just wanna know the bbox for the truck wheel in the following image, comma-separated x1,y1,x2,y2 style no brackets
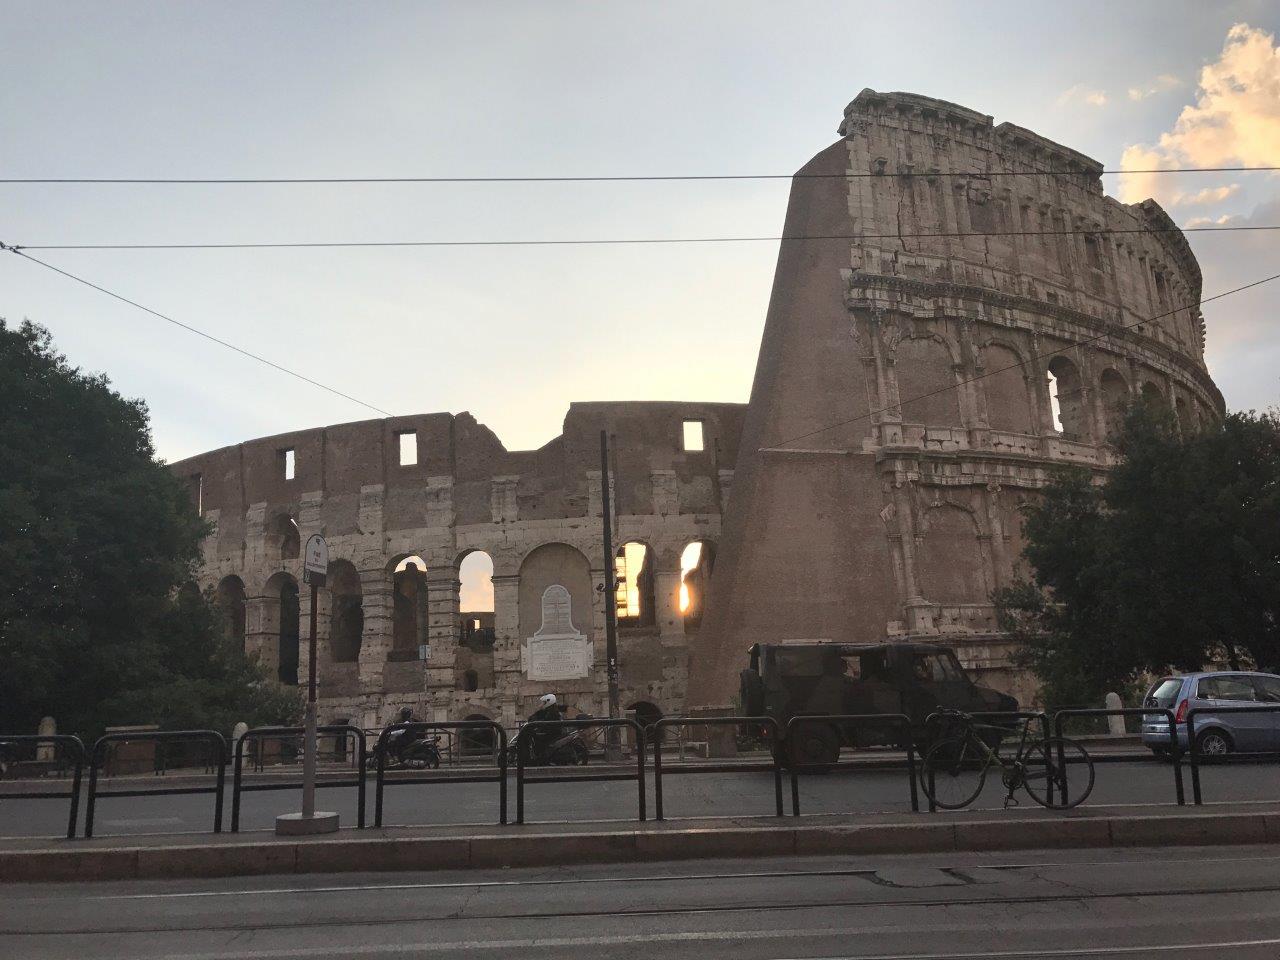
787,724,840,772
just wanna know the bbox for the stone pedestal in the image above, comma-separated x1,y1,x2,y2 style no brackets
275,812,339,835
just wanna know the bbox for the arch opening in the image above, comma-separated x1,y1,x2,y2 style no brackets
328,559,363,663
215,575,247,648
392,556,427,661
615,541,656,629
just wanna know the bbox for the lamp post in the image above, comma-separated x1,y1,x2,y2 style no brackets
600,430,622,761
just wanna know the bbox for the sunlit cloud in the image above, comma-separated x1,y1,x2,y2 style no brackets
1058,84,1107,107
1120,24,1280,206
1127,73,1182,101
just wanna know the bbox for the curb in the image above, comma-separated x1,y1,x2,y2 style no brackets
3,810,1277,883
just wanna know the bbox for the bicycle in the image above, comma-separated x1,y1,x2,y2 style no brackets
919,709,1095,810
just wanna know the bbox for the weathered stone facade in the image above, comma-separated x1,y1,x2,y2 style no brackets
171,402,743,729
688,90,1224,709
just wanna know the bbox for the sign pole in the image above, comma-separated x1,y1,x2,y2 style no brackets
302,578,319,819
276,534,339,835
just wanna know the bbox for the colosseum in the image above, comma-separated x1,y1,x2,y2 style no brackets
172,89,1223,727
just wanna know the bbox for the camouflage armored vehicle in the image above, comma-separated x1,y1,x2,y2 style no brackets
739,640,1019,767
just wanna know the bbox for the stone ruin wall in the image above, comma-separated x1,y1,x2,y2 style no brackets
170,401,745,731
689,90,1225,710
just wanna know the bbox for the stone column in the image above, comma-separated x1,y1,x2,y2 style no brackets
983,484,1010,589
358,566,393,692
245,591,281,676
424,568,461,701
491,573,522,687
654,566,687,707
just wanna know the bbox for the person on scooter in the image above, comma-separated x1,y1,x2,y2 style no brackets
527,693,565,761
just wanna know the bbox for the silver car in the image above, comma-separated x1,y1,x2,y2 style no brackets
1141,671,1280,758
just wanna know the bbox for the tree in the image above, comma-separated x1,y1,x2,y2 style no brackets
0,320,300,736
996,401,1280,707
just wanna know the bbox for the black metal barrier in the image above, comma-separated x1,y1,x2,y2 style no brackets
0,734,86,839
515,718,645,824
1055,707,1184,806
85,730,227,838
786,714,919,816
232,725,366,832
650,716,784,820
373,720,507,828
1186,704,1280,805
922,711,1048,812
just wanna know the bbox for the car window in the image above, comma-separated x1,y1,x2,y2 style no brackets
1197,676,1258,701
910,653,964,683
1147,678,1183,708
1253,676,1280,704
773,649,826,678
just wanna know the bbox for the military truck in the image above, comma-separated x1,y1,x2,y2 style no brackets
739,640,1019,767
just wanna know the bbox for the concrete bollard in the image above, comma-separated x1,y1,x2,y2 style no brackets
1104,692,1126,735
231,721,249,755
36,717,56,762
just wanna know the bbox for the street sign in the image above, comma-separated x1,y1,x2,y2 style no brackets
302,534,328,586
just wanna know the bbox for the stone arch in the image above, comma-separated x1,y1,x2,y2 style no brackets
1140,379,1165,405
458,548,495,619
265,571,300,685
391,555,428,660
914,502,989,605
1046,355,1089,440
678,539,717,629
894,333,964,427
1099,367,1129,440
518,542,593,644
265,511,300,561
615,540,657,629
327,559,363,663
215,575,247,648
979,340,1035,434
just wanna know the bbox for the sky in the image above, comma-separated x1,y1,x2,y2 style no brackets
3,1,1279,466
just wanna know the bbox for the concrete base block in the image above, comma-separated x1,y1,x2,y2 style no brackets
295,837,470,873
137,843,297,879
958,816,1111,851
796,823,955,855
636,827,794,861
275,812,340,836
470,831,636,868
1110,812,1266,847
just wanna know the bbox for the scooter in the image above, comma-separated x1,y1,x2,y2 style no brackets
506,728,590,766
367,726,442,770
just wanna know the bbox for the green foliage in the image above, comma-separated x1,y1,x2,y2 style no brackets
996,400,1280,708
0,320,300,737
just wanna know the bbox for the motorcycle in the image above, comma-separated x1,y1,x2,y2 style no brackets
506,726,591,766
367,725,442,770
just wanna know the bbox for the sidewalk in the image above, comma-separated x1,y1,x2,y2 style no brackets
2,799,1276,883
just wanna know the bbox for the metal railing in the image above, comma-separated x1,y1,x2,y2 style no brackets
1054,707,1183,805
0,735,87,839
515,718,645,824
231,725,366,832
85,730,227,838
373,720,507,827
1186,704,1280,805
650,716,784,820
785,714,919,815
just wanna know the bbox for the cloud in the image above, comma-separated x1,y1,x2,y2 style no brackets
1120,24,1280,205
1183,214,1234,228
1058,84,1108,107
1127,73,1182,101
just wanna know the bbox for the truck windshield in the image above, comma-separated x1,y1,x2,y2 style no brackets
772,648,827,677
910,652,967,682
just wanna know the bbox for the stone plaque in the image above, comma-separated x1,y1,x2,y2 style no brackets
523,584,590,681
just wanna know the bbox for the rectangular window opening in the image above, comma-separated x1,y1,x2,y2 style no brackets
398,430,418,466
187,474,203,515
682,419,705,452
283,448,295,481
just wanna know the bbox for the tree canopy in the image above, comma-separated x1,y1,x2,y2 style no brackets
0,320,299,737
996,401,1280,707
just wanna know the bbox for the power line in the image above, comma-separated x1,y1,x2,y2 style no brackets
766,271,1280,451
11,223,1280,252
1,165,1277,185
1,243,395,418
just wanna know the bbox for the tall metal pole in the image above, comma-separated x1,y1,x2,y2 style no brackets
600,430,622,760
302,580,319,818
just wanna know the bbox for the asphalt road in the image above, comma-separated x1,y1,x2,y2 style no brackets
4,844,1280,958
2,755,1277,839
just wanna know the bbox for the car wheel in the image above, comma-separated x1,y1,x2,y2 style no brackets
1195,729,1233,759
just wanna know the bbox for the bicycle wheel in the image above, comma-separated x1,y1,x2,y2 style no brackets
921,736,988,809
1022,737,1095,809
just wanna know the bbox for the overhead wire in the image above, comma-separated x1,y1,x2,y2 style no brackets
1,243,395,418
764,272,1280,452
11,223,1280,251
1,164,1278,184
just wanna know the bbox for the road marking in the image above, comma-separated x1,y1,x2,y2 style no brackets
89,852,1280,900
85,931,1280,959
